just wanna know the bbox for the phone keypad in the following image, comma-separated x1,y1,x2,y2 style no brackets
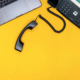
76,17,80,25
59,2,72,15
57,0,80,28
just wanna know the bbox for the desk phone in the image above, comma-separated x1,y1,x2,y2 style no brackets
48,0,80,28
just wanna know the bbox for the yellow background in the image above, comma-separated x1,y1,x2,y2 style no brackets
0,0,80,80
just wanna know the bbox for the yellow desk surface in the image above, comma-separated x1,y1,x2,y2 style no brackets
0,0,80,80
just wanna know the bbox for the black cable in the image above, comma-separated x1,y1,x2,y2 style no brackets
38,7,66,33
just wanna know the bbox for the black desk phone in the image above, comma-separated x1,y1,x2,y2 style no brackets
48,0,80,28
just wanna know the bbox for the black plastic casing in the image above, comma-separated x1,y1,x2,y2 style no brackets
48,0,62,8
48,0,80,28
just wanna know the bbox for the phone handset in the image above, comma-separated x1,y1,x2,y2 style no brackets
15,21,37,52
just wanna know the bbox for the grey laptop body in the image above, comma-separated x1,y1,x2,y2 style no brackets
0,0,41,25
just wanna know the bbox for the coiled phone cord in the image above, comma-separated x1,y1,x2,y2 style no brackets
37,7,66,33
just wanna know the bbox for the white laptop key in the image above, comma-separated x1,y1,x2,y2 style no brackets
0,8,8,25
3,0,29,20
24,0,41,11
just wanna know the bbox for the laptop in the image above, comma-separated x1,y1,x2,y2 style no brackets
0,0,41,25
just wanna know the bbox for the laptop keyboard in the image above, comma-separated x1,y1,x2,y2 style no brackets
0,0,17,8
